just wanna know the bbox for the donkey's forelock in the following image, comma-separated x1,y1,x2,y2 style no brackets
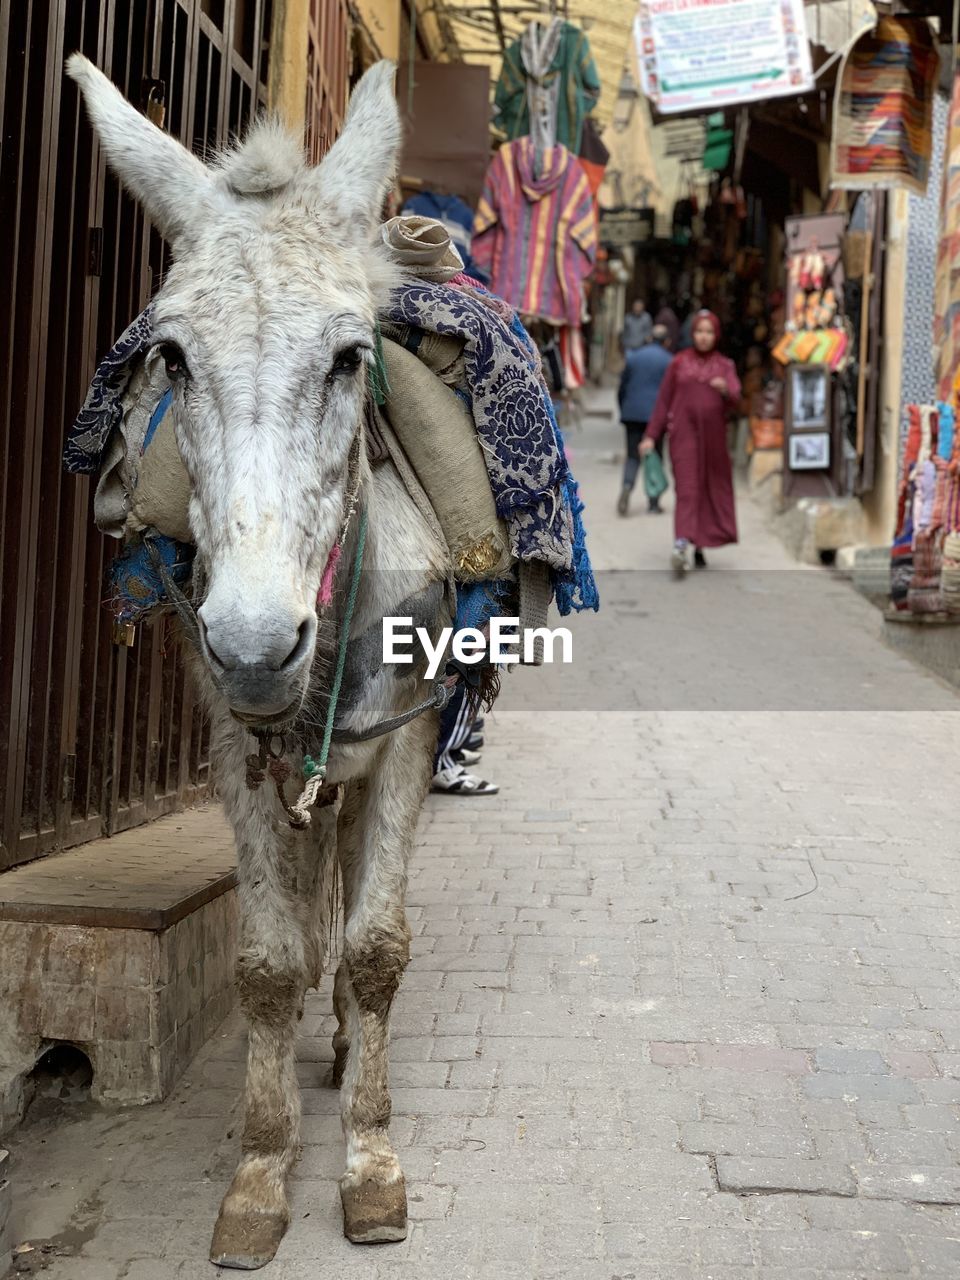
213,119,306,196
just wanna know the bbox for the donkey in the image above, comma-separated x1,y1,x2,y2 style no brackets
68,55,456,1267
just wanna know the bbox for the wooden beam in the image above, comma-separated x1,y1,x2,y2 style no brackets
490,0,508,50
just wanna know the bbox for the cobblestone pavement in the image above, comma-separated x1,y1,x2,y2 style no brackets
6,394,960,1279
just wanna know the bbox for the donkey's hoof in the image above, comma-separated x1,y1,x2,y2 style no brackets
210,1209,289,1270
341,1176,408,1244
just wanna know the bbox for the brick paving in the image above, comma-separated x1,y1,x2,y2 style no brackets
5,395,960,1278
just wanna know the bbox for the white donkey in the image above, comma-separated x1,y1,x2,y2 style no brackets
68,55,456,1267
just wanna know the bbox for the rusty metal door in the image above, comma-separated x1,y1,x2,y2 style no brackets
0,0,274,868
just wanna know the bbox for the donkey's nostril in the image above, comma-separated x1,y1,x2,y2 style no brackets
199,616,228,670
280,616,316,672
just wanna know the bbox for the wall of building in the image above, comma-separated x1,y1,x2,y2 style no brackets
356,0,400,59
863,91,948,546
269,0,310,131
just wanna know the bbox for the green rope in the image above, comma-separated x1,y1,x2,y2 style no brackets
368,325,390,406
303,508,368,783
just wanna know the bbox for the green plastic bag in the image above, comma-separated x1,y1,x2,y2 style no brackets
643,449,668,501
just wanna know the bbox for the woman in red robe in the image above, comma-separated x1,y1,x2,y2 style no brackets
641,310,740,575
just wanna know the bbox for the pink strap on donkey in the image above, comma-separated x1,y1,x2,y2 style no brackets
317,542,342,607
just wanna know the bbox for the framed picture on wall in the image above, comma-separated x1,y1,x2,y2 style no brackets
790,365,829,429
789,431,831,470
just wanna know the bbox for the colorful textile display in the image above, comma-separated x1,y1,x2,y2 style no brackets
473,138,597,327
934,72,960,401
891,404,956,613
940,532,960,613
494,19,600,154
830,16,940,197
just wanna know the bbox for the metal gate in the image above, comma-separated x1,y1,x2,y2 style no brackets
306,0,348,163
0,0,280,869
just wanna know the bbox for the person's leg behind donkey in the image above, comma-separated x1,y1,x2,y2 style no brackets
618,421,647,516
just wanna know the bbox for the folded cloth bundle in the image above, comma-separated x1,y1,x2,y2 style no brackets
381,215,464,283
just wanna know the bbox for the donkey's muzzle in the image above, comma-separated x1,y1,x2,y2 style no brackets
198,605,317,718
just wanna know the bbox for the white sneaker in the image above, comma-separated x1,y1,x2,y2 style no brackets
431,765,499,796
671,541,692,576
453,747,482,767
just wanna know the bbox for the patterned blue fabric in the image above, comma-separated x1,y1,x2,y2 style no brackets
506,309,598,615
384,280,598,613
109,534,194,624
63,305,155,473
455,578,516,632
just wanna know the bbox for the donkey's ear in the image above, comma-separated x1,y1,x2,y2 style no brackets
67,54,217,252
304,61,401,237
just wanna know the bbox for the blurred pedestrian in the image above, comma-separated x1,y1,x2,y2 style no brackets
641,310,740,574
617,323,672,516
654,305,680,351
620,297,652,352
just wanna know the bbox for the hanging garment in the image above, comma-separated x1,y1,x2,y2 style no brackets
934,72,960,402
472,137,597,327
521,16,565,153
559,326,586,390
402,191,486,282
830,16,939,196
577,117,610,197
494,20,600,154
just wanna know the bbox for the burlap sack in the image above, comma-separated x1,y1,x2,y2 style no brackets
382,339,512,581
130,409,192,542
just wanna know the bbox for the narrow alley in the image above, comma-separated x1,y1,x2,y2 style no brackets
5,397,960,1279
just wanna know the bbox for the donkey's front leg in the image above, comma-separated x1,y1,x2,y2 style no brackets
336,714,434,1243
210,744,336,1270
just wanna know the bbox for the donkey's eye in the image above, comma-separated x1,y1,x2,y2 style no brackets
159,342,188,379
330,345,364,379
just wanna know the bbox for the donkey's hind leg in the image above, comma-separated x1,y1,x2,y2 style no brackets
335,715,435,1243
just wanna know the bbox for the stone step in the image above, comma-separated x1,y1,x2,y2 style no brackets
0,807,237,1134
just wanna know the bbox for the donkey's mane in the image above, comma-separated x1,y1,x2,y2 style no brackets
213,117,305,197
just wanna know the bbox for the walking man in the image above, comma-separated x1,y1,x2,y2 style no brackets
617,323,672,516
620,297,653,352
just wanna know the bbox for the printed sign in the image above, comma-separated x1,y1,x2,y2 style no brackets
635,0,814,115
599,208,656,247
